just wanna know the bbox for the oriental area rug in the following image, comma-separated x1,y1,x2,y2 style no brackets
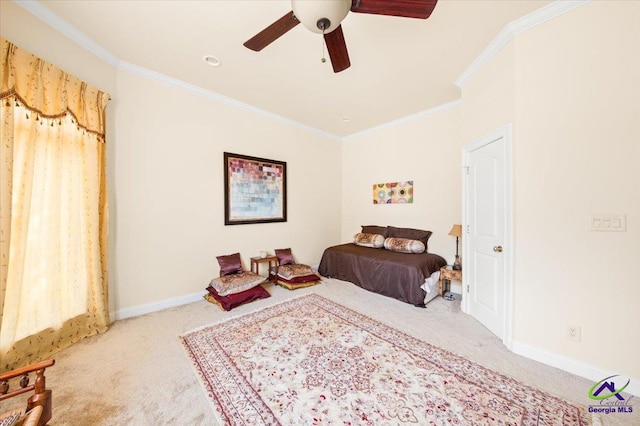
178,294,594,425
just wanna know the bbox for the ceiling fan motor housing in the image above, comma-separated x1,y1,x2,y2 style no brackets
292,0,351,34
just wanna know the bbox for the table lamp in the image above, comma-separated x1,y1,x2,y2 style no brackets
448,224,462,270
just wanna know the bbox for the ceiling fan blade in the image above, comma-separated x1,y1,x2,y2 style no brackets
324,25,350,73
243,11,300,51
351,0,438,19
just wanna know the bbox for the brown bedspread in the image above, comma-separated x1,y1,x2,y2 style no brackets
318,243,447,306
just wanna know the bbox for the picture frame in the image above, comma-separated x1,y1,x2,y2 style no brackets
224,152,287,225
373,181,414,204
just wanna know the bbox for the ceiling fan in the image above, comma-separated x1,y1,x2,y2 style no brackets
243,0,438,73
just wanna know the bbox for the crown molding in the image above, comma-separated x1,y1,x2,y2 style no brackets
13,0,120,67
15,0,587,142
455,0,591,89
13,0,341,142
342,100,461,141
118,61,341,141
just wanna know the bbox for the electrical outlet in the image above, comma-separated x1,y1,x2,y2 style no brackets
567,326,581,342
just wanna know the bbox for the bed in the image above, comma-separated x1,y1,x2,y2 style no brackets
318,226,447,307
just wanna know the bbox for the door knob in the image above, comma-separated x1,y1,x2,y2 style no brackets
493,245,503,253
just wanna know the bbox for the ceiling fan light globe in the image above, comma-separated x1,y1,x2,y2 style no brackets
292,0,351,34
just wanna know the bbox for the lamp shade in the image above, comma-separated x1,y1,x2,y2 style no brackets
292,0,351,34
448,224,462,238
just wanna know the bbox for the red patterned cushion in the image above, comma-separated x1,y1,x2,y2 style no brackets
278,274,321,284
216,253,244,276
209,271,266,296
277,264,318,281
204,285,270,311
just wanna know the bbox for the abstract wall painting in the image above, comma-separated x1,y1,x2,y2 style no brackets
224,152,287,225
373,181,413,204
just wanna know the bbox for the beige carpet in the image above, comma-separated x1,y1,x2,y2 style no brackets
4,278,636,425
180,294,592,424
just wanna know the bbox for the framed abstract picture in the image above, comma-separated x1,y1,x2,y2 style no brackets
224,152,287,225
373,181,414,204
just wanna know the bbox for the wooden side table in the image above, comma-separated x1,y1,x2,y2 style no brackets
439,266,462,297
250,256,279,283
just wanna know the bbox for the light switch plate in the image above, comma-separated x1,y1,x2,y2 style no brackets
589,214,626,232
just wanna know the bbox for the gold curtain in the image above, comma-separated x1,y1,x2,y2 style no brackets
0,38,110,371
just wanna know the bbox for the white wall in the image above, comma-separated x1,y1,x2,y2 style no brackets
461,1,640,381
1,1,343,317
461,41,515,145
112,70,342,311
512,1,640,380
341,106,462,264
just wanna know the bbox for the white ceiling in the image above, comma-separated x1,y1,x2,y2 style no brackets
31,0,552,137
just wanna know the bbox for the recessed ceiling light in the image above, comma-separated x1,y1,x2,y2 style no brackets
341,116,351,122
203,55,221,67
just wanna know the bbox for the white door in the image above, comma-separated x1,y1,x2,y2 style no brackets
463,126,511,342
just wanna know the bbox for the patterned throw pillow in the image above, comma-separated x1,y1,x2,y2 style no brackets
353,232,385,248
209,271,266,296
383,237,426,254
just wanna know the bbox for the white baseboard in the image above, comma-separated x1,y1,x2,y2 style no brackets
511,340,640,397
449,282,463,295
110,291,203,322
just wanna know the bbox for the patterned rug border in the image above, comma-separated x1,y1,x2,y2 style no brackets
179,293,595,425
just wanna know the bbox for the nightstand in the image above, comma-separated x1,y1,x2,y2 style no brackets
250,256,279,283
439,266,462,297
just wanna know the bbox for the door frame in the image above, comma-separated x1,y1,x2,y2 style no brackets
461,123,514,349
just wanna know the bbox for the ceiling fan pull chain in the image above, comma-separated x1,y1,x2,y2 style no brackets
316,17,331,64
321,29,327,63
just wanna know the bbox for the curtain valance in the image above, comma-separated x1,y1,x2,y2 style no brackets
0,37,110,138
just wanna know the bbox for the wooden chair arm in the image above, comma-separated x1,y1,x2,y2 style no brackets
0,359,55,426
0,359,55,381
